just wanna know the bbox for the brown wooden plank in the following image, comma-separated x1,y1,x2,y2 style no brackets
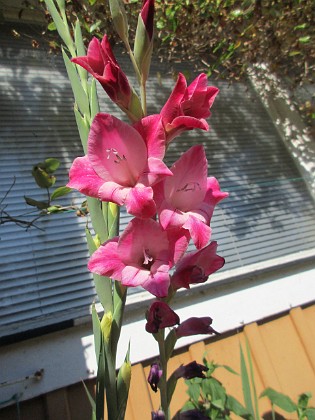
126,363,153,420
259,315,315,406
45,388,71,420
244,323,282,390
290,307,315,373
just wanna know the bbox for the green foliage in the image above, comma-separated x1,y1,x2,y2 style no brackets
181,347,315,420
180,358,251,419
33,0,315,128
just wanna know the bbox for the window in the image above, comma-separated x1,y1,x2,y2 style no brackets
1,23,315,341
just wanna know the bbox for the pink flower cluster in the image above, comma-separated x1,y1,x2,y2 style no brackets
68,35,228,299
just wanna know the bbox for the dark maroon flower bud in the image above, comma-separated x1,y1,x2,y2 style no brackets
141,0,155,41
151,409,165,419
145,301,180,334
179,409,209,419
148,362,162,392
174,361,208,380
171,242,225,291
175,317,219,338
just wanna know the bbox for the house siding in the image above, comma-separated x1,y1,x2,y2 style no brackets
1,303,314,419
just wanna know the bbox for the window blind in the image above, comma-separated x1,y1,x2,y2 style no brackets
1,24,315,339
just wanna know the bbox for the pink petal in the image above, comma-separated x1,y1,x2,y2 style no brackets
67,156,104,198
88,113,147,186
86,37,104,74
119,218,169,265
160,73,187,123
205,177,229,205
87,238,124,279
142,269,170,298
121,265,151,287
139,157,173,186
164,145,208,212
134,115,166,159
170,115,209,132
98,181,129,205
166,228,190,265
171,242,225,290
159,205,188,230
125,186,156,218
183,215,212,249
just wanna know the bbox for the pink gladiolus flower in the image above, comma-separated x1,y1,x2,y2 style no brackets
175,317,218,338
160,73,219,143
146,301,180,333
67,113,172,219
171,242,225,290
154,145,228,248
72,35,141,118
88,218,189,297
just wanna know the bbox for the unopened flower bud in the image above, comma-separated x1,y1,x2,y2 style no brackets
174,361,208,380
148,362,162,392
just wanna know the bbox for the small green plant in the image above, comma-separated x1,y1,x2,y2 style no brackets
179,357,251,419
180,341,315,420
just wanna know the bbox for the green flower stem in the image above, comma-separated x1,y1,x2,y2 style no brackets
111,282,127,357
125,40,142,84
156,330,170,419
140,81,147,117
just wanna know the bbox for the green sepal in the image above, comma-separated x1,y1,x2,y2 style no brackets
86,197,108,243
89,79,100,121
85,227,113,313
108,0,129,45
166,370,178,407
107,202,119,238
62,48,89,116
165,328,177,362
74,106,89,154
74,19,86,57
134,15,153,82
117,343,131,420
74,20,88,85
91,303,102,363
50,186,72,201
129,89,144,122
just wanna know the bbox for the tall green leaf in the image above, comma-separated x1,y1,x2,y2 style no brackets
240,344,255,418
62,49,89,116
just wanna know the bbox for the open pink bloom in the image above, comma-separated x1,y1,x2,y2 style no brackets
88,218,189,297
72,35,140,118
160,73,219,143
145,301,180,333
67,113,172,218
171,242,225,290
175,317,218,338
154,145,228,248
